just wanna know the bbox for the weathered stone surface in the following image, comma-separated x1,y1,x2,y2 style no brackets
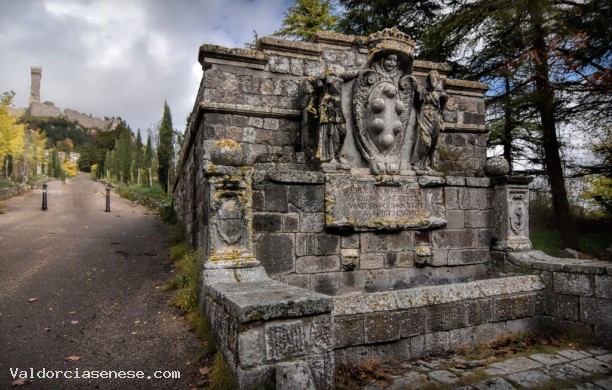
553,272,593,296
364,312,401,343
239,328,263,367
333,291,397,316
505,369,551,388
466,299,493,325
595,275,612,299
207,279,332,322
494,293,536,321
570,357,612,374
556,294,580,321
276,361,316,390
268,170,325,184
334,315,364,348
287,185,324,212
528,353,569,366
400,307,429,337
296,255,340,273
489,356,543,374
581,296,612,325
429,302,467,331
256,233,295,274
265,320,305,361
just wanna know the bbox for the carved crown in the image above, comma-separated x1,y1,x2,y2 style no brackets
368,27,415,57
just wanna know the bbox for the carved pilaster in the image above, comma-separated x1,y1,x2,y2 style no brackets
492,176,533,251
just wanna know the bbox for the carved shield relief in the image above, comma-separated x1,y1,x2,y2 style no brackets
354,70,416,174
216,196,244,245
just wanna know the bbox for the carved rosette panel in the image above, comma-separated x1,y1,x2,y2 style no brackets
353,71,416,175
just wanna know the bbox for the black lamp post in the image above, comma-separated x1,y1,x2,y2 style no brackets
105,186,111,212
41,183,48,211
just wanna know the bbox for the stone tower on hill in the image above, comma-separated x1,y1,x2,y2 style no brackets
23,66,119,131
29,66,42,105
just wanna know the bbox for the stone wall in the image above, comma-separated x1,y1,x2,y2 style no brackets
252,173,494,295
503,250,612,346
333,275,545,366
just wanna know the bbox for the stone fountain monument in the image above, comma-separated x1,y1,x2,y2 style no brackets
174,28,612,389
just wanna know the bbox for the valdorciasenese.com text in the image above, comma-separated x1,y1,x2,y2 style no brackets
10,368,181,380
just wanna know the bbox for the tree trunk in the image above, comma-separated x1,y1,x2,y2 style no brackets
528,0,579,250
502,75,513,169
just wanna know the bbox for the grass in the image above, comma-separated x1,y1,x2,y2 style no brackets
114,183,177,223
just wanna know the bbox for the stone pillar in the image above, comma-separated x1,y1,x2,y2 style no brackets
202,140,265,284
492,175,533,251
29,66,42,105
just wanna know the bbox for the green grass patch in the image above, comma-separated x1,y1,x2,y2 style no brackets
531,227,611,258
165,249,201,312
208,352,238,390
114,183,177,223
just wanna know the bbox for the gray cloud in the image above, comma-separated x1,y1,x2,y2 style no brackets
0,0,289,132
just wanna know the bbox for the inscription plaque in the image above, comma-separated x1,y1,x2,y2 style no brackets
325,174,446,231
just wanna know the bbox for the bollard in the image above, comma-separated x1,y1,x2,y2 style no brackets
41,183,48,211
105,186,111,212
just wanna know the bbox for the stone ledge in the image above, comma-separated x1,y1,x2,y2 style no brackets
443,123,489,133
256,36,322,58
198,44,269,69
205,279,332,322
508,250,610,275
200,102,301,119
312,31,365,48
268,170,325,184
333,275,545,316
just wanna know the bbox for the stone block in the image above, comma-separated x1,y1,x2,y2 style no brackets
465,177,491,187
280,274,310,290
300,213,324,232
595,275,612,299
239,328,263,367
446,210,465,229
444,187,460,210
334,315,365,348
459,188,490,210
424,331,450,356
505,317,540,335
265,320,305,361
296,255,340,273
283,213,299,232
341,234,360,249
466,299,493,325
308,314,334,353
449,327,474,348
494,293,536,321
448,249,489,265
256,233,295,274
360,253,385,269
311,273,343,295
397,251,415,268
361,231,412,252
364,312,401,343
505,370,551,388
253,213,282,232
553,272,593,296
264,183,288,212
581,297,612,326
304,351,335,390
400,307,429,337
237,365,275,390
333,291,397,316
364,270,391,292
556,294,580,321
465,210,493,228
287,185,324,212
276,361,315,390
429,302,468,331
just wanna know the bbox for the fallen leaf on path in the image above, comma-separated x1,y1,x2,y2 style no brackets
28,298,37,303
44,328,51,332
69,311,76,314
70,321,78,325
65,356,80,362
11,378,30,386
199,367,211,376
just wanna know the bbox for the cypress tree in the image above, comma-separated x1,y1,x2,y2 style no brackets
157,102,174,193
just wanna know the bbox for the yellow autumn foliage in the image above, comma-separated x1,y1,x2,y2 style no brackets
62,160,78,178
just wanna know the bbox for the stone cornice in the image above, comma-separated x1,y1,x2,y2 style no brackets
255,36,322,58
200,102,301,119
198,44,269,69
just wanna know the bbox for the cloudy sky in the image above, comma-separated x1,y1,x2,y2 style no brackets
0,0,292,133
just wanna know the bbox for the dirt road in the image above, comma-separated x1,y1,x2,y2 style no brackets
0,174,199,389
